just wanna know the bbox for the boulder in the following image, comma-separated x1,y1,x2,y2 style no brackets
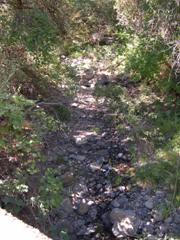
110,209,140,238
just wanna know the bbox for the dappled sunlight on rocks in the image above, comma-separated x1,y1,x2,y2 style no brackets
43,53,180,240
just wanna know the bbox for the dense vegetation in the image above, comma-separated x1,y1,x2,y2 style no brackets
0,0,179,238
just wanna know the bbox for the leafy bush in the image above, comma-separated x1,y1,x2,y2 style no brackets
136,131,180,206
115,0,180,91
115,0,179,41
38,168,63,212
9,9,58,64
124,36,178,92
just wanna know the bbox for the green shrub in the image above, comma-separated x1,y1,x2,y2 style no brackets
125,37,171,84
38,168,63,212
9,9,58,63
115,0,179,93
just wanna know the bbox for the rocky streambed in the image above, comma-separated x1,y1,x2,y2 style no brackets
44,56,180,240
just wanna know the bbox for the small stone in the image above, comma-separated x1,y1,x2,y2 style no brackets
77,202,89,215
87,200,94,206
118,186,126,192
71,103,79,107
90,162,102,171
146,234,156,240
117,153,123,159
85,225,96,235
112,196,128,209
145,199,154,209
75,155,86,161
103,164,111,171
73,183,88,196
153,212,163,222
159,225,167,234
155,190,165,197
144,222,155,234
75,137,88,145
111,199,120,208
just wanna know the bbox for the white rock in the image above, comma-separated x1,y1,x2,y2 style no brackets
117,153,123,158
110,209,140,238
90,162,102,171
